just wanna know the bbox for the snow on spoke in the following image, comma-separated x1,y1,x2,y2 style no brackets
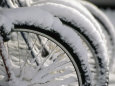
47,60,70,72
30,39,49,64
32,68,75,84
30,76,77,86
52,63,73,73
31,60,71,82
43,67,75,79
56,54,69,62
19,35,38,79
31,45,58,78
51,51,65,62
44,60,71,74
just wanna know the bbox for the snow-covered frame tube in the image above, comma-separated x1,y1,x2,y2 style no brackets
80,1,115,69
34,3,109,86
0,7,93,86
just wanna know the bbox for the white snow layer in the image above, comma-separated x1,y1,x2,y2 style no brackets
0,7,53,33
32,0,106,41
0,7,92,86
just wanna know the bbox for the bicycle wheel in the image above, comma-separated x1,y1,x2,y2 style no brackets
0,8,92,86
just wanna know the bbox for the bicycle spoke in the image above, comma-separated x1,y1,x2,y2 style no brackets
19,33,38,78
30,45,57,79
17,32,22,75
30,76,77,86
31,60,71,83
30,39,49,64
3,29,80,86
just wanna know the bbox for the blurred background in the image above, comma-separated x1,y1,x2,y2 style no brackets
87,0,115,86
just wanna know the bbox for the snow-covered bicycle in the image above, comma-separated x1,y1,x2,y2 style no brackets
0,0,94,86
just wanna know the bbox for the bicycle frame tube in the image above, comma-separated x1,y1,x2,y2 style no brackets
0,35,11,81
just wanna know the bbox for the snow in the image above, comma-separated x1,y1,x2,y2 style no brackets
32,0,106,41
0,7,54,33
0,6,92,86
34,3,108,85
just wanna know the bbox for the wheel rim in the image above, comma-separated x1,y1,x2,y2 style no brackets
0,29,81,86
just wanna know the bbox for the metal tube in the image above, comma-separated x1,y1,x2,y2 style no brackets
0,35,11,80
